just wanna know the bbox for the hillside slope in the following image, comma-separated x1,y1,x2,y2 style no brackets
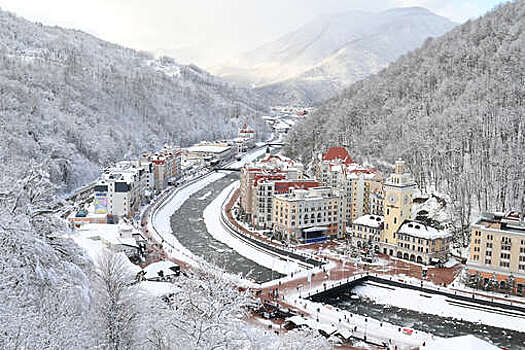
0,9,267,191
215,7,456,104
285,1,524,233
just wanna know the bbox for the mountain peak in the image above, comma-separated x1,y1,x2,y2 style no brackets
223,6,456,105
382,6,434,15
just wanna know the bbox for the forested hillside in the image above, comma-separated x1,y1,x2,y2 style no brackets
0,9,267,191
286,1,524,237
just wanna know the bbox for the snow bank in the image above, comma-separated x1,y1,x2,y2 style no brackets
150,171,227,267
203,181,304,276
353,281,525,332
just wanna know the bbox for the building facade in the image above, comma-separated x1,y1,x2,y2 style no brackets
272,187,344,243
239,154,303,222
381,160,417,255
313,147,384,229
350,214,384,249
251,179,320,230
467,211,525,295
395,221,451,264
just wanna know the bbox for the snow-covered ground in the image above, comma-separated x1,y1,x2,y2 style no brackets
204,181,304,276
352,281,525,332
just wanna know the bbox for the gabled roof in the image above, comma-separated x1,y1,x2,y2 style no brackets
322,147,353,165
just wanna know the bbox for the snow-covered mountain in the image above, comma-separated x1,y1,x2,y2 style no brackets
214,7,456,104
0,9,268,191
285,1,524,234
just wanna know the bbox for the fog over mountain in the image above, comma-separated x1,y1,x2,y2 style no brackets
0,9,268,191
214,7,457,104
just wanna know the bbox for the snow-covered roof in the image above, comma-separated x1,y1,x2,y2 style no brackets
274,121,291,130
77,224,138,248
353,215,384,228
422,335,499,350
139,281,181,297
335,328,352,340
398,221,451,240
144,261,179,280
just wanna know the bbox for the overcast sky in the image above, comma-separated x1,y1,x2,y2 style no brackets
0,0,506,67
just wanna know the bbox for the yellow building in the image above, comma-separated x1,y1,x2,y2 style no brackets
381,159,417,256
348,171,383,222
467,211,525,296
272,187,344,243
395,221,451,264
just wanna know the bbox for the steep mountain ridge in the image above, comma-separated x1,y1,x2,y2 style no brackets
285,1,524,234
0,9,267,191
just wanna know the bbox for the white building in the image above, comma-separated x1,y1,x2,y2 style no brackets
186,142,233,163
95,165,144,221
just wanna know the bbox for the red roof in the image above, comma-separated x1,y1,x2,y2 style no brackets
273,180,320,194
322,147,353,166
253,174,286,187
349,168,376,174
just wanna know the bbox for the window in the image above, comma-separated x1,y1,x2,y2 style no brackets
500,261,510,268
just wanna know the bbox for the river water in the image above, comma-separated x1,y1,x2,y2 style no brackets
320,285,525,349
170,172,282,283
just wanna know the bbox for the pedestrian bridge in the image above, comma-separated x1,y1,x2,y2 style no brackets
213,167,241,172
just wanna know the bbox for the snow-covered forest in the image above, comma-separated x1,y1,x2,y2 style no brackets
0,164,329,349
285,1,524,240
0,9,268,192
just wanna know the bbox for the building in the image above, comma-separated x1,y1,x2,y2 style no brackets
395,221,451,264
349,214,384,249
272,187,344,243
314,146,354,186
466,211,525,295
94,165,144,221
251,179,320,230
369,186,384,216
67,208,107,228
381,160,417,256
239,154,304,222
186,142,233,163
76,222,145,262
141,145,182,191
313,147,383,227
142,261,181,282
347,169,383,222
